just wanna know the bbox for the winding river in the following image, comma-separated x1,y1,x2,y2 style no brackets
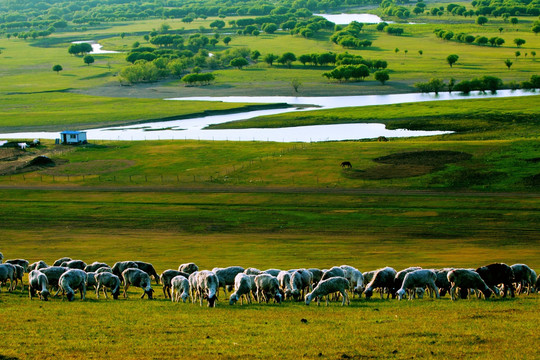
0,90,535,143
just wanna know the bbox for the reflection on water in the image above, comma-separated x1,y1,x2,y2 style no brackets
72,41,120,54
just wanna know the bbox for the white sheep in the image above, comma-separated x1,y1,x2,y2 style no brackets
254,274,282,304
447,269,492,300
160,269,190,298
29,260,48,272
195,270,219,307
321,266,346,281
364,267,397,299
95,272,121,300
229,273,253,305
307,268,323,286
263,269,281,277
188,271,199,303
305,276,350,306
112,261,139,283
133,261,160,285
61,260,87,270
511,263,535,295
212,266,245,296
277,271,293,299
86,272,97,289
0,263,16,292
53,257,72,267
393,267,422,297
12,264,25,292
122,268,154,299
396,269,439,300
290,269,313,301
84,262,110,273
171,275,191,303
96,267,113,274
435,268,454,297
5,259,29,273
28,270,50,301
244,267,262,275
40,266,69,295
178,262,199,275
340,265,364,297
59,269,87,301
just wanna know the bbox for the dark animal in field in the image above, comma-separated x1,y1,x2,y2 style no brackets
475,263,515,298
133,261,160,285
340,161,352,168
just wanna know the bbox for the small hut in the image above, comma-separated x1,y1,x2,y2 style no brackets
60,131,87,145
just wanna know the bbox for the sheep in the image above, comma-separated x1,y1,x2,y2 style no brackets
53,257,72,267
362,270,376,285
531,269,537,293
133,261,160,285
476,263,515,298
307,268,323,286
28,270,50,301
305,277,350,306
40,266,69,295
59,269,87,301
290,269,313,301
244,267,262,275
277,271,293,299
447,269,492,300
195,270,219,307
95,272,121,300
112,261,139,283
0,263,16,292
320,266,346,281
254,274,282,304
178,262,199,275
29,261,48,272
510,264,535,295
434,268,454,297
96,267,113,274
393,267,422,297
340,265,364,297
212,266,245,296
171,275,191,303
5,259,29,273
229,273,253,305
188,271,199,303
12,264,25,292
396,270,439,300
364,267,397,300
84,262,110,273
86,272,97,289
61,260,87,271
263,269,281,277
160,269,190,299
122,268,154,299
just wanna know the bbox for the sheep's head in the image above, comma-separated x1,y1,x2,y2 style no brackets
396,289,406,300
112,288,120,300
274,292,282,304
482,288,493,299
145,288,154,299
304,294,312,306
41,289,50,301
207,294,217,307
229,293,238,305
364,288,373,299
181,292,189,303
66,291,75,302
415,288,425,299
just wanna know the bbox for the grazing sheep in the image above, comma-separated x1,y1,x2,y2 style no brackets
212,266,245,296
244,267,262,275
122,268,154,299
5,259,29,273
95,272,121,300
40,266,69,295
59,269,87,301
307,268,323,286
277,271,294,299
0,263,16,292
393,267,422,296
531,269,537,292
229,273,253,305
195,270,219,307
435,268,454,297
28,270,50,301
53,257,72,267
447,269,492,300
29,261,48,272
364,267,397,300
362,270,376,285
12,264,25,292
171,275,191,303
178,262,199,275
510,264,535,295
86,272,97,289
62,260,87,271
84,262,110,273
96,267,113,274
188,271,199,303
112,261,139,282
305,277,350,306
160,270,190,299
254,274,282,304
133,261,160,285
321,266,346,281
263,269,281,277
396,270,439,300
340,265,364,297
290,269,313,301
476,263,515,298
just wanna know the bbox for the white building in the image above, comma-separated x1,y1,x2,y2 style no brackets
60,131,87,144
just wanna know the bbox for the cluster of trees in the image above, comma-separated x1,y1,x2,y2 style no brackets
181,72,215,86
330,21,372,49
289,16,335,38
375,22,404,36
434,29,508,47
322,53,391,83
379,0,411,19
68,42,93,56
414,75,540,95
323,65,370,82
4,29,52,40
422,0,538,18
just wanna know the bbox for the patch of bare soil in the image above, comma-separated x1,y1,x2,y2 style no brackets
343,150,473,180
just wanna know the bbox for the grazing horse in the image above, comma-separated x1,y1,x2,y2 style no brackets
340,161,352,168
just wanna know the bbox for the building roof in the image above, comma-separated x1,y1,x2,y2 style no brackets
60,131,86,135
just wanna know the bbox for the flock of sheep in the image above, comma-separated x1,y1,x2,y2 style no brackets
0,251,538,307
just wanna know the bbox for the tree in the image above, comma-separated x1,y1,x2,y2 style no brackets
476,16,488,26
375,70,389,85
121,32,126,39
418,50,423,55
251,50,261,61
291,78,301,93
230,57,249,69
83,55,94,66
394,48,399,54
264,53,278,66
446,54,459,67
531,51,536,60
428,78,445,94
298,54,312,66
209,38,219,47
209,20,225,30
223,36,232,45
262,23,278,34
514,38,526,47
533,25,540,36
498,27,504,34
278,52,296,68
504,59,513,69
496,38,505,47
510,17,518,26
52,64,63,74
515,51,521,60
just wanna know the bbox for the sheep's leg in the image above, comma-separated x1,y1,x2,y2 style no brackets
450,285,456,301
81,285,86,300
124,283,130,298
96,283,101,299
